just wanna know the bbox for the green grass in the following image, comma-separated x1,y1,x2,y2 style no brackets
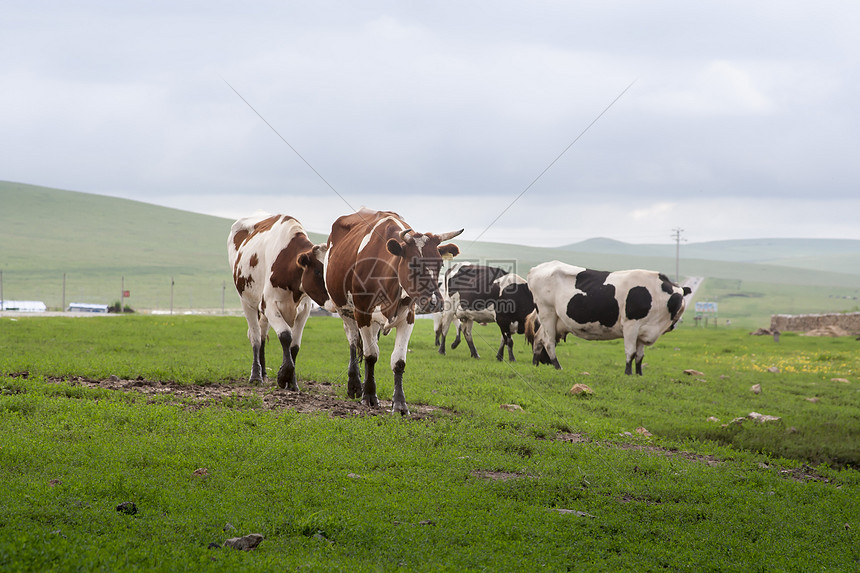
1,315,859,571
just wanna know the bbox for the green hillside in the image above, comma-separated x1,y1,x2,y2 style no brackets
561,237,860,274
2,181,859,327
0,181,237,312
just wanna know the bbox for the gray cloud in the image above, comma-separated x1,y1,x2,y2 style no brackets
2,1,859,245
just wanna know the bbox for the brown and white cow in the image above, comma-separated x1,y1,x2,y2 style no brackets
228,214,328,389
324,208,462,414
527,261,690,374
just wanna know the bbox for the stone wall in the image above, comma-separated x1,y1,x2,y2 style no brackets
770,312,860,335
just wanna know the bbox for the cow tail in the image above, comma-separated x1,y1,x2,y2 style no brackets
524,310,539,347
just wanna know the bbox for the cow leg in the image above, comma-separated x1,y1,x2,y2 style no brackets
264,299,307,391
437,309,458,355
363,354,378,407
533,321,561,369
390,320,414,416
269,308,309,392
275,330,296,390
359,321,382,408
341,316,363,399
462,320,480,359
437,311,451,355
347,344,362,397
635,340,646,375
285,302,312,390
496,323,515,362
450,320,463,349
241,302,265,384
623,328,644,376
496,334,507,362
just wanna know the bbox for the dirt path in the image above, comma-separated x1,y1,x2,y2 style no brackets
29,373,444,419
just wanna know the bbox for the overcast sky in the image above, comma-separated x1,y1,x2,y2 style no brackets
3,1,859,247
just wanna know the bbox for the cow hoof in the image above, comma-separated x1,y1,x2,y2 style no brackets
391,402,410,416
470,354,480,359
362,394,379,408
347,377,362,399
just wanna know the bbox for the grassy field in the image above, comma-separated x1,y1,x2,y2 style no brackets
1,315,858,571
3,181,860,328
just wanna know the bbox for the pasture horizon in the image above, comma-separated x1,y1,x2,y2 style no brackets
2,181,860,328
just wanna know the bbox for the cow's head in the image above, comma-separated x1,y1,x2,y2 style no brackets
297,243,329,306
386,228,462,313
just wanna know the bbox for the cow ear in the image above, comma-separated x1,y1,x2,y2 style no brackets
439,244,460,260
297,250,313,268
387,239,404,257
312,243,328,261
683,286,692,295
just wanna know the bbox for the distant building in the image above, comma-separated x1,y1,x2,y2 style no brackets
67,303,109,313
1,300,47,312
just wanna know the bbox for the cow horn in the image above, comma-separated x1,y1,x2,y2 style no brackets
400,228,414,241
436,228,464,242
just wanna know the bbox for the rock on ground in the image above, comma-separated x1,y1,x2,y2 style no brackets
224,533,264,551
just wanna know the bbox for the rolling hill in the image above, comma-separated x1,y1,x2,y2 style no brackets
2,181,859,327
561,237,860,276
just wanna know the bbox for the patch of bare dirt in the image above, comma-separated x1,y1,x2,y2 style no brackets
612,442,723,467
554,431,722,466
555,432,590,444
553,431,837,483
759,462,832,484
22,371,444,419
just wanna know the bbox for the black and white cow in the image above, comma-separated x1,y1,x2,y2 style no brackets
433,264,461,349
489,272,536,362
526,261,690,374
437,264,535,361
436,264,507,358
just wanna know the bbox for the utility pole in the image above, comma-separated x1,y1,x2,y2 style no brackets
62,273,66,312
671,227,685,283
222,280,226,315
170,277,175,315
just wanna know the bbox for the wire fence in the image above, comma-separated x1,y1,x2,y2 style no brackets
0,270,243,314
